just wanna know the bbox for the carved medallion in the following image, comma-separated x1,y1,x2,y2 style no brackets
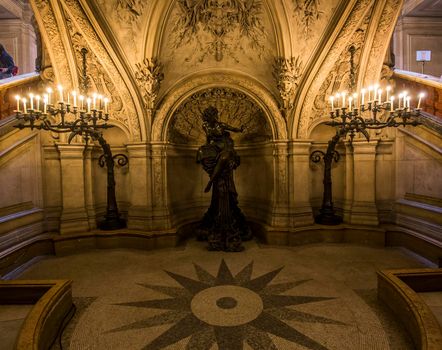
170,0,266,62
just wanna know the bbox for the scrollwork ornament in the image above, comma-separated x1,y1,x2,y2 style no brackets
273,56,302,111
135,58,164,110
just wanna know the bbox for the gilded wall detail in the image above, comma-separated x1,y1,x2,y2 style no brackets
293,0,322,36
95,0,148,59
135,58,164,109
33,0,73,86
296,0,373,137
168,88,272,145
61,0,141,140
273,56,303,111
171,0,266,63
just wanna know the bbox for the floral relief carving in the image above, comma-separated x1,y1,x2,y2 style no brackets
293,0,323,36
168,88,272,145
61,0,141,140
33,0,73,87
296,0,372,138
135,58,164,110
273,56,303,111
170,0,266,63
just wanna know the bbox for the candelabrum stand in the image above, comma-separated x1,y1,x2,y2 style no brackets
311,99,421,225
14,99,127,230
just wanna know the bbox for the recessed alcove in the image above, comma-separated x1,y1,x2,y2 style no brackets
166,87,274,228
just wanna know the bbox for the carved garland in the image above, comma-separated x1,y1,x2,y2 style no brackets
295,0,373,138
61,0,142,140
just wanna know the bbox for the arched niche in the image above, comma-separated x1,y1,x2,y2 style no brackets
165,86,276,228
308,121,346,218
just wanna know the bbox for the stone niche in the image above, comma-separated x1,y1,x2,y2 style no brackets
166,87,273,227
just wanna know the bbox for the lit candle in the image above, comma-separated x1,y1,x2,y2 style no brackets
361,89,366,106
29,93,34,110
43,95,48,114
87,98,91,113
46,88,52,105
330,96,334,111
15,95,20,111
402,91,407,108
390,96,395,111
36,95,41,111
92,93,97,110
406,96,410,109
72,91,77,107
348,96,353,110
335,93,340,108
368,86,373,101
22,98,27,113
79,95,84,110
57,84,64,103
386,86,391,101
352,93,358,109
398,93,403,109
98,95,103,110
417,92,425,109
342,91,346,108
378,89,382,104
104,97,109,114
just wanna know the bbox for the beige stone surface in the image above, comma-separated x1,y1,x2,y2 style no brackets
14,240,433,349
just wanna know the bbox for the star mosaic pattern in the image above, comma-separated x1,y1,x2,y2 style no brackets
111,260,344,349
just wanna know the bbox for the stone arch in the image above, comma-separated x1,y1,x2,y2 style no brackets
152,70,287,142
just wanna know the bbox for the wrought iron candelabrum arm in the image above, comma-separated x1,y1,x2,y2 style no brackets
14,99,127,231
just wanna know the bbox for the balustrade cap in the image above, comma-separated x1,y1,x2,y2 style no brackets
394,69,442,90
0,72,41,91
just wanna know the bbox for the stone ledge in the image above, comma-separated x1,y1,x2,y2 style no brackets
377,269,442,350
0,279,73,350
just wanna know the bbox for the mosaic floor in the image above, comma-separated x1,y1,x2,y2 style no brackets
15,240,431,349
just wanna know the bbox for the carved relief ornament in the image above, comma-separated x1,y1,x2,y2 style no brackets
135,58,164,109
273,57,302,111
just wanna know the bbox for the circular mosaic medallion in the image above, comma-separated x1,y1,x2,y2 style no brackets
190,285,264,326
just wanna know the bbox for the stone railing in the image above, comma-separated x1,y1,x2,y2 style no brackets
0,73,41,121
393,69,442,119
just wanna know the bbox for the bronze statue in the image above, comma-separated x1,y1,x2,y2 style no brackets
196,106,252,251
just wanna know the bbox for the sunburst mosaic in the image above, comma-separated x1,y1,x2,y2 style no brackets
111,260,344,349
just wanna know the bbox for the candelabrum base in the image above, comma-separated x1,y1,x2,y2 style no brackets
315,208,343,225
98,217,126,231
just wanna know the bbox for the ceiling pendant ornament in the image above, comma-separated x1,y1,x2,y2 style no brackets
273,56,303,112
293,0,323,37
170,0,266,63
135,58,164,110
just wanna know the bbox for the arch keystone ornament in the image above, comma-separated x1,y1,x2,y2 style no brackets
111,259,344,349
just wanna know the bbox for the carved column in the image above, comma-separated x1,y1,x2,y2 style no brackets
83,146,97,229
289,140,314,226
126,143,153,230
150,142,172,230
271,140,290,227
350,140,379,225
57,144,89,234
342,142,354,222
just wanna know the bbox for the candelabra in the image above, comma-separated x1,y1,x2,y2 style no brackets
311,47,422,225
13,87,127,230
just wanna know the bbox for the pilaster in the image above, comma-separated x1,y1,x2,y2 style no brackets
42,144,62,232
150,142,172,230
57,144,89,234
342,142,354,222
271,140,290,227
288,140,314,226
83,146,97,229
126,143,153,230
350,140,379,226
